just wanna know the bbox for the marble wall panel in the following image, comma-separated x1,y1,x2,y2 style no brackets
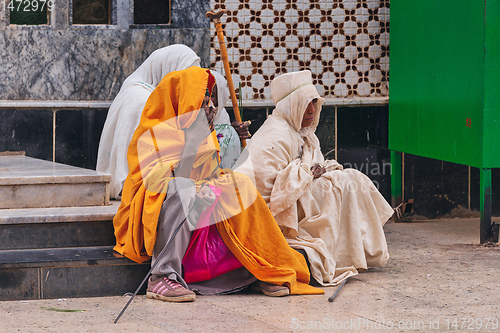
170,0,210,29
41,264,149,299
0,268,40,301
55,109,108,169
0,109,53,161
0,29,209,100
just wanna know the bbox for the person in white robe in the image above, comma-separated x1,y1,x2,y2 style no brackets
97,44,201,199
234,70,394,286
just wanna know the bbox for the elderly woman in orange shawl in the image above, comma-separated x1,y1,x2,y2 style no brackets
113,66,322,302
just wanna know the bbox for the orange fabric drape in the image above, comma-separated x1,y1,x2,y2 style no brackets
214,176,323,295
113,66,212,263
113,66,323,295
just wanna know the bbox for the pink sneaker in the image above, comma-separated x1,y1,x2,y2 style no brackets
146,277,196,302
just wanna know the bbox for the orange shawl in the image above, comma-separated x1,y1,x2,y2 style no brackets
113,66,322,295
113,66,214,262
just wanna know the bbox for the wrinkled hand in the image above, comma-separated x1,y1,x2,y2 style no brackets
311,163,326,179
231,120,252,140
187,184,216,230
195,184,216,208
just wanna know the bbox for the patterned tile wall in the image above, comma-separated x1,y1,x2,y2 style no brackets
209,0,389,101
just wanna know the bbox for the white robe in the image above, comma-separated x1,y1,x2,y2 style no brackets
235,72,394,286
96,45,201,198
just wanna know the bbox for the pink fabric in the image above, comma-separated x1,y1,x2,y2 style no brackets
182,185,243,283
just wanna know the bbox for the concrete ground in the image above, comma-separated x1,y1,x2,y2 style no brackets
0,218,499,333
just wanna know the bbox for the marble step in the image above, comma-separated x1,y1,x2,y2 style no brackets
0,246,150,301
0,204,119,250
0,155,111,209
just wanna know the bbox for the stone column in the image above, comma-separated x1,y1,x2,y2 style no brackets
52,0,68,29
117,0,130,29
0,1,7,29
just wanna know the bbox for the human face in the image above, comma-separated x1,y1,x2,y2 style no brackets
201,84,218,130
301,98,317,128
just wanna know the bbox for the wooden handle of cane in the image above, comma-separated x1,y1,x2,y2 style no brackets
206,9,246,147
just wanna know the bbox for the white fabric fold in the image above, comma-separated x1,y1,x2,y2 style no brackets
211,70,241,169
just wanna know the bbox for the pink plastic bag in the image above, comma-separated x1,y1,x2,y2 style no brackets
182,185,242,283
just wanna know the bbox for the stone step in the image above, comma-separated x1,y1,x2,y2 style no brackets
0,204,119,250
0,246,150,301
0,155,111,209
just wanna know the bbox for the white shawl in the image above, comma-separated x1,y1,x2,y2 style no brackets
235,71,393,286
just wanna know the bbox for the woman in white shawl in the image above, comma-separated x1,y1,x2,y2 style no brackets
97,44,201,199
235,70,394,286
97,45,248,198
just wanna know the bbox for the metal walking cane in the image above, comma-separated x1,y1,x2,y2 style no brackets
206,9,247,147
328,277,350,303
114,161,187,323
114,215,187,323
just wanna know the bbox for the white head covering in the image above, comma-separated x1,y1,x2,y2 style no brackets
210,70,231,125
121,44,201,91
270,70,325,135
97,45,201,198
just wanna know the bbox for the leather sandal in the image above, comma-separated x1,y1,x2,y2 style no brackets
251,281,289,297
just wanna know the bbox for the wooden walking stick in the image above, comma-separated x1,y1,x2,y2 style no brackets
206,9,246,147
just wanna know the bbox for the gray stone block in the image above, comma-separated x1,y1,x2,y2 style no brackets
0,156,111,209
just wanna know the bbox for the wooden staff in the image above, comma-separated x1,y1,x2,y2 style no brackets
206,9,246,147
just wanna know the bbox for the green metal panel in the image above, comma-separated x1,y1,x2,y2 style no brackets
390,0,500,169
480,168,492,243
483,0,500,168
